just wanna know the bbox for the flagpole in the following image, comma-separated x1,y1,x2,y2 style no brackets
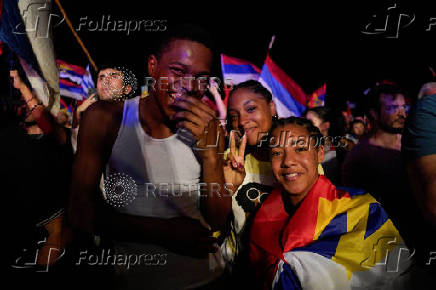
54,0,98,72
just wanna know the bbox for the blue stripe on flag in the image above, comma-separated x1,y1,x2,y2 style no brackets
293,212,347,259
274,263,303,290
336,186,366,197
364,203,389,239
260,66,306,116
223,64,260,74
0,0,40,73
60,83,86,95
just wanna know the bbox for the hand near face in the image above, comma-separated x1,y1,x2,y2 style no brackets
171,94,216,140
208,78,227,127
77,94,98,113
223,130,247,194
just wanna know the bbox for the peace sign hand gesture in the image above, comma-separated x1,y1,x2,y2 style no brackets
223,131,247,195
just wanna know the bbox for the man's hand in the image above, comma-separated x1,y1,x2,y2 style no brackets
77,94,98,114
223,131,247,194
208,79,227,128
10,70,25,90
171,95,230,230
171,95,226,160
75,95,98,124
160,217,218,259
171,95,216,141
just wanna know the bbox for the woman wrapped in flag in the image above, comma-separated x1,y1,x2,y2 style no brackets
221,81,324,284
249,117,411,290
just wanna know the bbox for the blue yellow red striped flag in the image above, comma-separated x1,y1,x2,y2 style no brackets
250,175,411,290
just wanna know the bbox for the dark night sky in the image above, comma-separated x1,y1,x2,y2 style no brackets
4,1,435,112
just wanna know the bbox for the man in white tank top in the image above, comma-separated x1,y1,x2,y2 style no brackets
69,25,230,289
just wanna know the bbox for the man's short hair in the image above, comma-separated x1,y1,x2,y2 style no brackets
97,64,137,98
351,119,365,127
366,80,404,113
151,24,215,59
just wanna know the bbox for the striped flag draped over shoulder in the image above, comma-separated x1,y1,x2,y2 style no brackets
250,175,411,290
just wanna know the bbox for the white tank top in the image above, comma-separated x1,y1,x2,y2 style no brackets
104,96,224,290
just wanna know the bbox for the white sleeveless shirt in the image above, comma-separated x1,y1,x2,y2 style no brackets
104,96,224,290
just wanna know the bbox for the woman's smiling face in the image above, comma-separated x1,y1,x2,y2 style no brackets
227,88,275,146
270,123,324,205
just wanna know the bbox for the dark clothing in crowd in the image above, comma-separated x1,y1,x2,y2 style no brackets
341,138,426,264
1,121,73,268
402,93,436,267
402,94,436,159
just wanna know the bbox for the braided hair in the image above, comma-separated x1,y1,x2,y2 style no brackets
229,80,273,102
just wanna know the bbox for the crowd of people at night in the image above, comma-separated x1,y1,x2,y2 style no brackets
2,24,435,290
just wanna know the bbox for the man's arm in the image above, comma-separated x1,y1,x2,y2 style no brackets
199,120,231,231
68,102,217,257
173,96,232,231
68,102,169,239
10,70,68,144
67,102,119,233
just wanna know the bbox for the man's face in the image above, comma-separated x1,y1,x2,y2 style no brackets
97,68,126,100
148,39,212,119
379,93,409,130
352,122,365,137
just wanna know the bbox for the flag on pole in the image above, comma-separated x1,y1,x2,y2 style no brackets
221,54,261,86
17,0,60,114
81,64,95,95
0,0,40,70
19,56,51,106
0,0,60,114
58,59,95,100
259,54,307,117
307,83,326,108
